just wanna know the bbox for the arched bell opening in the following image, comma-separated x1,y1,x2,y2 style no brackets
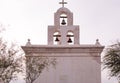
53,31,61,45
60,14,67,26
67,31,74,45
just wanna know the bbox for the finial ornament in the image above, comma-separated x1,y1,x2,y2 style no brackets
95,39,101,46
26,39,31,46
59,0,67,7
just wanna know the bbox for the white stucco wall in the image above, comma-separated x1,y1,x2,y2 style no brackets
34,56,101,83
22,45,104,83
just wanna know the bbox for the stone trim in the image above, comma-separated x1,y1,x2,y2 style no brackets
22,45,104,57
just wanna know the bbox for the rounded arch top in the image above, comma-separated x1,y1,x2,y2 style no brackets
67,30,74,34
54,7,73,26
53,31,61,35
56,7,72,14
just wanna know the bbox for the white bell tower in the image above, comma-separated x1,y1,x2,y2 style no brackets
22,1,104,83
48,0,79,45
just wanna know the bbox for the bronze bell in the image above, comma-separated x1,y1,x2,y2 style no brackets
55,37,59,42
67,37,72,43
61,18,66,25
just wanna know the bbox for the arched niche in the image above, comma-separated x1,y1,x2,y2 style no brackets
67,31,74,45
53,31,61,45
60,14,67,26
54,7,73,26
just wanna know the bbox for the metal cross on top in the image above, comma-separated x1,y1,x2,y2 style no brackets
59,0,67,7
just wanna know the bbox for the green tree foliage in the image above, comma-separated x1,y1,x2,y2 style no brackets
26,56,56,83
0,38,24,83
103,42,120,81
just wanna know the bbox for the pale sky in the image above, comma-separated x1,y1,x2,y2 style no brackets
0,0,120,83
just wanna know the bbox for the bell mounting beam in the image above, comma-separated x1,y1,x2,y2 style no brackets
59,0,67,7
53,35,61,37
60,16,67,18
